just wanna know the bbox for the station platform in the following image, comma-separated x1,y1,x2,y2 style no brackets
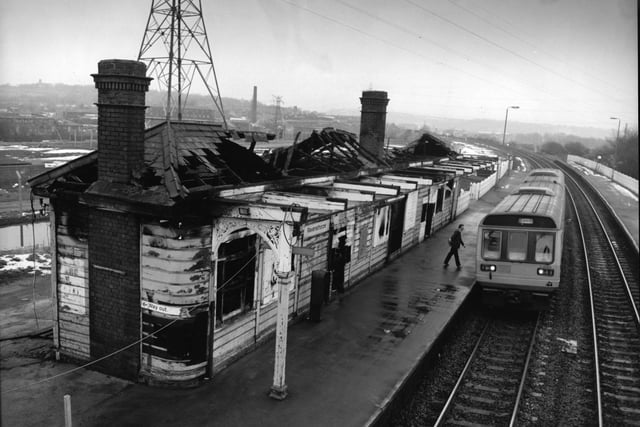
4,164,635,427
574,165,639,249
54,172,522,427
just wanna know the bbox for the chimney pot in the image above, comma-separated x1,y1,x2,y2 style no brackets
92,60,152,184
359,90,389,159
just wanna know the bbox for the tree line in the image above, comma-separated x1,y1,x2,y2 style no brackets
538,131,639,179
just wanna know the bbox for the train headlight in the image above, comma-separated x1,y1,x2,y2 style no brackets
537,268,554,276
480,264,497,272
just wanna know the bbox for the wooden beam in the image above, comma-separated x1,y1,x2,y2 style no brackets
262,192,346,212
361,176,418,191
332,180,399,196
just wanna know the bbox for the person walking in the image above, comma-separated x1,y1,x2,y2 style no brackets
444,224,465,269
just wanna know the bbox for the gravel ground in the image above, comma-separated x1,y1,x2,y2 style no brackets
390,297,488,426
517,209,597,425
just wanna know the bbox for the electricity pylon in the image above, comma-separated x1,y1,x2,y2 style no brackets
138,0,227,127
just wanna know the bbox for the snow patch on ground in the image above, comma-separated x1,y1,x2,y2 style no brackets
43,149,92,155
0,253,51,275
612,182,639,202
0,145,52,152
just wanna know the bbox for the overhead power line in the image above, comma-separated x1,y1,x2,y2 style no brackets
445,0,628,95
403,0,624,103
279,0,560,103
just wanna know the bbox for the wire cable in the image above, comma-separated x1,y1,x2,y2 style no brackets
2,243,260,394
402,0,623,103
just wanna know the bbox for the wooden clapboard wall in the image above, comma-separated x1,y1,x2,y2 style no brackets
211,289,297,372
429,183,452,233
56,206,91,361
348,206,375,284
296,217,331,313
400,189,422,250
140,222,212,383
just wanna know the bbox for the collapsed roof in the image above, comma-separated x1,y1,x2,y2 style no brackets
262,128,391,176
29,123,460,206
388,132,457,161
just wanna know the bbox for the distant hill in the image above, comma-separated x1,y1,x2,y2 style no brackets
329,109,612,142
1,83,610,145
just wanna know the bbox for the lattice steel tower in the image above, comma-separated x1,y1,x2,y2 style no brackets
138,0,227,127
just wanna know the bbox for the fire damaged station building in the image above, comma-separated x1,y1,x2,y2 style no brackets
29,60,506,387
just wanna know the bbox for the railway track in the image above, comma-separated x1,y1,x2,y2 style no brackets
559,163,640,308
434,313,539,426
561,168,640,426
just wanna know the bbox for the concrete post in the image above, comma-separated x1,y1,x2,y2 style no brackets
269,270,294,400
269,223,294,400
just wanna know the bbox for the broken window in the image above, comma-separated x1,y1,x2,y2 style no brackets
436,187,444,213
216,231,257,325
445,179,454,199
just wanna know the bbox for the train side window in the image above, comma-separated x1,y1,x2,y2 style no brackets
507,231,527,261
534,233,554,263
482,230,502,260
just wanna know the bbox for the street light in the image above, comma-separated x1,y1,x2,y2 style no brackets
502,106,519,145
610,116,621,140
610,117,621,178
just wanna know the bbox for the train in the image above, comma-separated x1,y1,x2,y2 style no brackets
476,168,566,308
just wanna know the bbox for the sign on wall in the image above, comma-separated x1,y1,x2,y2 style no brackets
303,219,330,239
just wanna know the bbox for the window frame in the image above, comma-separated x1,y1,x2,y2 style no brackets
215,232,257,327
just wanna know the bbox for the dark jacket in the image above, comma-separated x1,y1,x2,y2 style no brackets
449,230,464,249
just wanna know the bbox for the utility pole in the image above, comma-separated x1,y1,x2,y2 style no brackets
138,0,227,128
15,170,23,217
501,106,519,146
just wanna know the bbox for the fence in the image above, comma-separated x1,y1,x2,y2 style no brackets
567,155,639,196
0,221,50,251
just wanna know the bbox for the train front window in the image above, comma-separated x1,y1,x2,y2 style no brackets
507,231,527,261
482,230,502,260
534,233,554,263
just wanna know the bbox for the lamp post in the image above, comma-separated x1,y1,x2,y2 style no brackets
610,116,621,175
501,106,519,145
610,116,621,140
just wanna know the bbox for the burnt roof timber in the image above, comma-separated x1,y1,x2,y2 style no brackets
27,151,98,189
332,180,400,196
261,191,347,212
408,166,463,176
435,162,473,173
361,176,419,191
324,187,376,203
207,197,307,223
445,161,479,171
389,169,452,182
379,174,432,186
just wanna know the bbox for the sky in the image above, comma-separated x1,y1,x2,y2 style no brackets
0,0,637,135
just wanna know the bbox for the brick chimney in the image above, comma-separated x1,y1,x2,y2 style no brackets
359,90,389,159
250,85,258,124
91,60,151,183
